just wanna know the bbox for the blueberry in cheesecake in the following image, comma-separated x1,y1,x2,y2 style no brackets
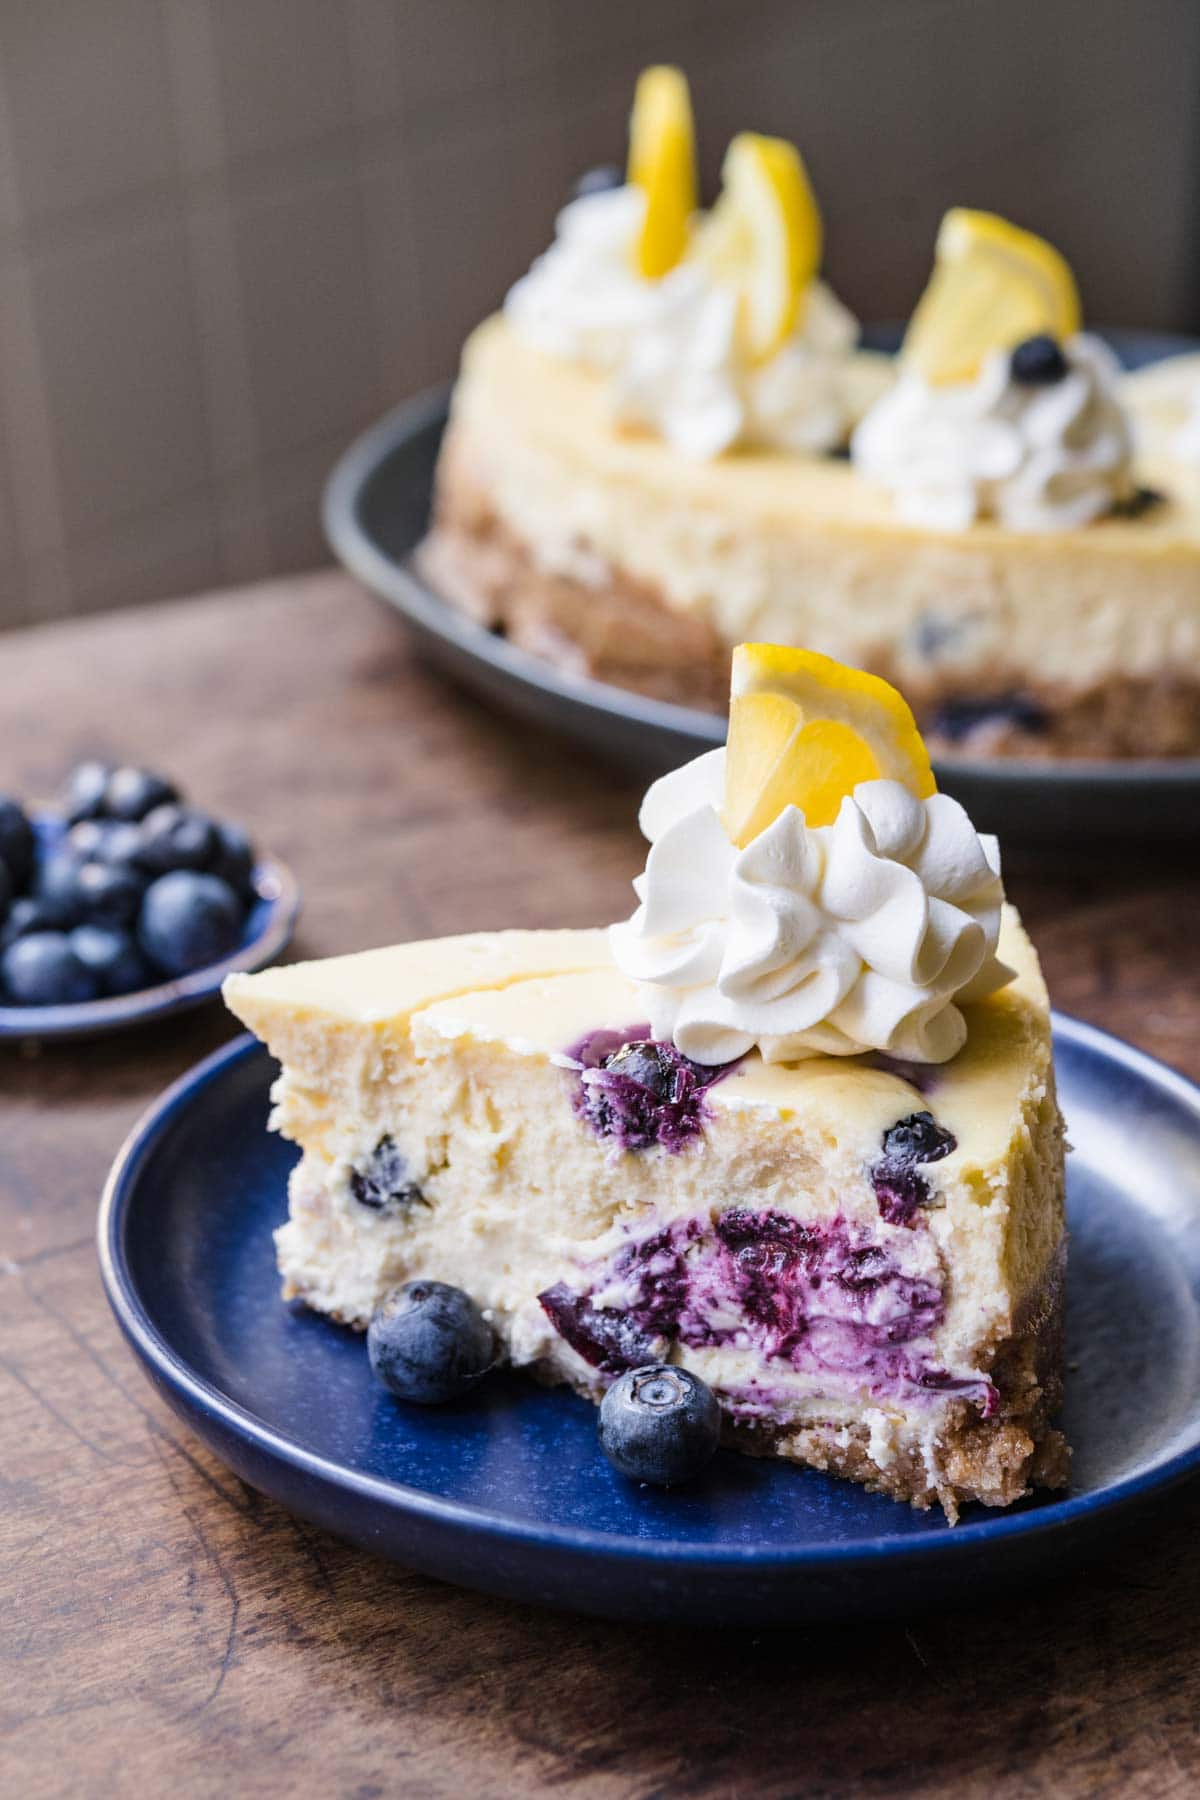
226,646,1069,1520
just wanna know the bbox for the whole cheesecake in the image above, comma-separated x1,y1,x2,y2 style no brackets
420,71,1200,760
424,316,1200,753
225,643,1070,1520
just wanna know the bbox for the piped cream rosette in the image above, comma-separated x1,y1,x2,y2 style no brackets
611,646,1012,1065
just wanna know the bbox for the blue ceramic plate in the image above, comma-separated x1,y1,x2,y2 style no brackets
0,816,301,1042
323,328,1200,842
99,1017,1200,1624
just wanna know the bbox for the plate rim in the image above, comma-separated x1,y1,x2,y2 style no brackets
322,351,1200,794
0,847,302,1041
98,1017,1200,1571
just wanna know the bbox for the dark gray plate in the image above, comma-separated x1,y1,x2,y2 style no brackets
323,329,1200,841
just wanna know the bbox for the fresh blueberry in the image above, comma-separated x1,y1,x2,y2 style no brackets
97,820,146,872
2,932,99,1006
209,819,256,899
1010,334,1067,385
367,1281,494,1404
138,870,243,976
598,1363,721,1486
62,759,114,825
0,798,35,892
104,765,177,821
136,804,219,875
34,848,85,924
66,819,114,862
572,163,623,200
350,1136,425,1213
65,817,142,869
69,924,150,996
75,860,144,927
2,895,65,948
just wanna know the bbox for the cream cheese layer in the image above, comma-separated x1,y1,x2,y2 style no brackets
445,317,1200,693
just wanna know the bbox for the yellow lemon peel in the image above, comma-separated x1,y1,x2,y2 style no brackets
723,645,935,845
627,66,696,280
902,207,1082,387
690,132,822,361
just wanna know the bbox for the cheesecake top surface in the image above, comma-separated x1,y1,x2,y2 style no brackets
458,315,1200,555
224,928,612,1028
226,909,1048,1174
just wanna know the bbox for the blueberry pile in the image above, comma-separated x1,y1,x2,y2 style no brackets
367,1278,721,1486
0,761,259,1007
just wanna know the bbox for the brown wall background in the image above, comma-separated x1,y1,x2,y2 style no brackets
0,0,1197,632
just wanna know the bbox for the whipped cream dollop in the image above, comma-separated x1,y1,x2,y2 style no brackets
504,185,858,458
851,334,1134,531
1174,378,1200,463
610,749,1012,1065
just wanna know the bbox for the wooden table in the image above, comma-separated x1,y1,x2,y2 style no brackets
3,572,1198,1798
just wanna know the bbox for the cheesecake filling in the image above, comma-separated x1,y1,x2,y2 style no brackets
505,184,859,458
611,750,1011,1066
852,332,1135,531
538,1206,995,1415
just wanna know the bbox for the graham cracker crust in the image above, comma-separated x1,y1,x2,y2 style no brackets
420,455,1200,758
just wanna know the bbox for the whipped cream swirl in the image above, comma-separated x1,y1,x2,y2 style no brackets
610,749,1012,1065
851,334,1134,531
504,185,858,459
1175,377,1200,463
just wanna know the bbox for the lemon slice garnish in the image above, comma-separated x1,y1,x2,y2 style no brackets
690,132,822,361
724,644,936,844
902,208,1082,387
627,66,696,280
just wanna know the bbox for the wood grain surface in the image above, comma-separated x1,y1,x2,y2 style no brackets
2,572,1198,1799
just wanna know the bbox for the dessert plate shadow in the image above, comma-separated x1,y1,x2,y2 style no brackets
0,817,301,1043
323,328,1200,843
99,1017,1200,1627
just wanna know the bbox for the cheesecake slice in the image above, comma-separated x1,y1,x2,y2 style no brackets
225,909,1067,1520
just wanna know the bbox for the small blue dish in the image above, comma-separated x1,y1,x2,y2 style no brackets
98,1017,1200,1624
0,815,301,1042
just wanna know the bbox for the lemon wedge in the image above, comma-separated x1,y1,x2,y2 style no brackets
723,644,936,844
691,132,822,361
902,207,1082,387
627,65,696,279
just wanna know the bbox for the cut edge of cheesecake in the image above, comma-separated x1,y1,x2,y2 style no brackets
225,907,1069,1523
